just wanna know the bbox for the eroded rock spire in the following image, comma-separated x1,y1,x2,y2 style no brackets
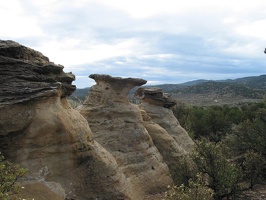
79,74,173,199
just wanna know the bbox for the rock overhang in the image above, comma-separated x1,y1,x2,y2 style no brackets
0,40,76,104
135,87,176,108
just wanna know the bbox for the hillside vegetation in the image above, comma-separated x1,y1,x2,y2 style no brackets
167,101,266,200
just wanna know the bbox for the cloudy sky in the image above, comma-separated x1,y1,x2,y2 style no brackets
1,0,266,88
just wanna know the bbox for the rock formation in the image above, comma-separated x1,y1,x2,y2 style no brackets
135,88,194,168
78,74,173,199
0,40,194,200
134,87,176,108
0,40,130,200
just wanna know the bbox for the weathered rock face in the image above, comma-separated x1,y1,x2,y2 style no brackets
78,74,173,199
0,40,130,200
0,40,75,105
135,88,194,168
0,40,194,200
140,109,187,169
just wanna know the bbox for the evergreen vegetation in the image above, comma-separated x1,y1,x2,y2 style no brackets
166,101,266,200
0,153,28,200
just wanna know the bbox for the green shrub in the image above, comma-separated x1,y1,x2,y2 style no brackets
192,138,242,200
171,156,197,186
242,151,266,189
164,173,214,200
0,152,28,200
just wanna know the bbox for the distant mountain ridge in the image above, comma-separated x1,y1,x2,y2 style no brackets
70,74,266,105
153,74,266,91
229,75,266,89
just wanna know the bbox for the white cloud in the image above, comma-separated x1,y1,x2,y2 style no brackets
0,0,43,38
34,38,147,68
223,17,239,25
223,42,264,58
2,0,266,87
235,19,266,41
92,0,266,18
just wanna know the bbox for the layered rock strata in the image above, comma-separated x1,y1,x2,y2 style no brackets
0,40,130,200
135,88,194,168
0,40,75,105
0,40,195,200
78,74,173,199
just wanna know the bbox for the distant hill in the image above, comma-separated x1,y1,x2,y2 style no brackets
180,79,211,86
173,81,262,97
158,74,266,92
230,75,266,90
171,81,265,105
70,75,266,106
69,87,90,102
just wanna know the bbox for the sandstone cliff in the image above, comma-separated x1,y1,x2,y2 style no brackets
0,40,130,200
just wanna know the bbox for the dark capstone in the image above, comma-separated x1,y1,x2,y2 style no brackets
0,40,76,104
135,87,176,108
89,74,147,86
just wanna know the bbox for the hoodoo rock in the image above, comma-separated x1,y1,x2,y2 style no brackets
0,40,130,199
78,74,173,199
135,88,194,167
0,40,195,200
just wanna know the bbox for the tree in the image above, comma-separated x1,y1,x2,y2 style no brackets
242,151,266,189
171,156,197,186
192,138,242,200
172,102,191,131
229,109,266,157
173,105,239,142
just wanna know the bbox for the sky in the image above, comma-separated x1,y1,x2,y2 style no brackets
1,0,266,88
